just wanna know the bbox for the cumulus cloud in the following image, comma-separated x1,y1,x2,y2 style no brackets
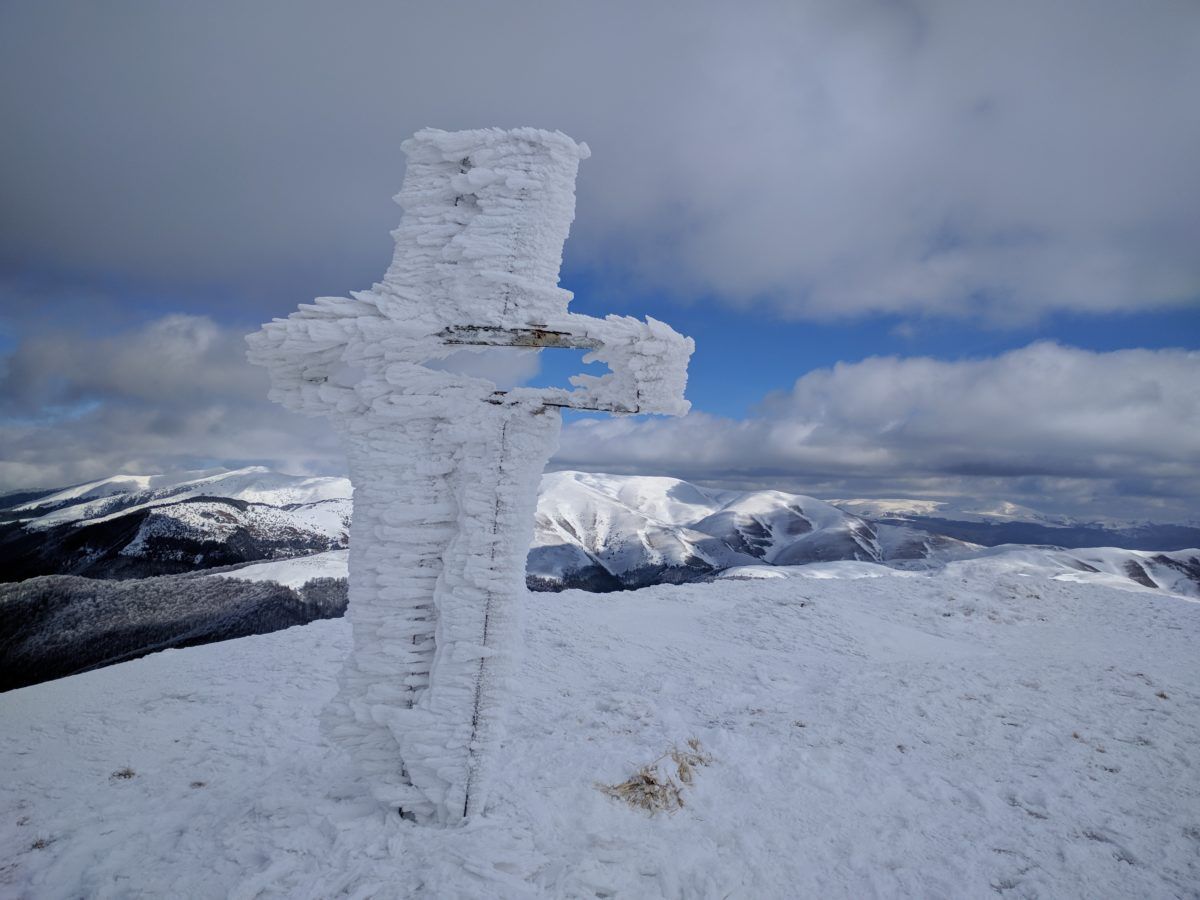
4,318,1195,520
0,315,337,489
0,307,541,495
554,343,1200,519
0,312,545,491
1,0,1197,321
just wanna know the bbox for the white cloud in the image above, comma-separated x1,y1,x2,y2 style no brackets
0,315,342,489
0,313,547,491
4,319,1196,520
554,342,1200,519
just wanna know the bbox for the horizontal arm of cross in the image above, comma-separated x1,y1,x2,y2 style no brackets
485,390,639,415
437,325,602,351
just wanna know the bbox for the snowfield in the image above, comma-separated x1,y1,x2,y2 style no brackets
2,565,1198,898
211,548,350,589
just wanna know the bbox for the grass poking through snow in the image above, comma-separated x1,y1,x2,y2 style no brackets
599,738,712,814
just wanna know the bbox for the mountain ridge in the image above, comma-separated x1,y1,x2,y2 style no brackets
3,467,1197,590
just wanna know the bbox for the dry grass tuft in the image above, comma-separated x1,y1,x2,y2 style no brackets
600,764,685,814
670,737,712,785
599,738,712,814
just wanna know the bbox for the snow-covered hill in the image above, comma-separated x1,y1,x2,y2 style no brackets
9,466,352,529
209,540,1200,601
529,472,977,589
4,468,1198,596
3,468,953,587
0,468,351,581
528,474,1199,595
3,565,1197,897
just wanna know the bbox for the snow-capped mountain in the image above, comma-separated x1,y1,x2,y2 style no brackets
3,469,1197,693
0,467,352,581
528,472,976,590
6,467,1197,591
7,466,351,529
211,539,1200,601
528,473,747,590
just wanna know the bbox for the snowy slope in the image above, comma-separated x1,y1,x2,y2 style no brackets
967,545,1200,599
529,471,975,588
13,466,351,529
119,499,350,561
213,542,1200,600
5,468,1196,591
2,568,1197,897
529,472,755,589
9,474,156,511
690,490,879,565
0,470,353,582
211,549,350,589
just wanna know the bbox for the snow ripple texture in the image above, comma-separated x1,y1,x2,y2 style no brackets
246,128,693,824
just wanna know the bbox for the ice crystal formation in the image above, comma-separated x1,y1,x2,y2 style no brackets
247,128,694,824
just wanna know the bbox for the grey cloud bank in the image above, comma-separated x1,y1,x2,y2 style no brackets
1,0,1198,320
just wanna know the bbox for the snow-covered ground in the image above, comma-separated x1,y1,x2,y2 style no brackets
3,565,1198,898
211,548,350,589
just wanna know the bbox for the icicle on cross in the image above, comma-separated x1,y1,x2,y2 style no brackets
247,128,693,825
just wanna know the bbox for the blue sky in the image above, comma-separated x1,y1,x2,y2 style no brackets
1,0,1198,519
552,268,1200,420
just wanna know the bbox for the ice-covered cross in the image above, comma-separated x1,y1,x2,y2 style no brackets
247,128,693,824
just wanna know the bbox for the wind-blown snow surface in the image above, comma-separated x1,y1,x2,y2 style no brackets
3,567,1198,898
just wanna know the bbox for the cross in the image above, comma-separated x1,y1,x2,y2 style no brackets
248,128,693,824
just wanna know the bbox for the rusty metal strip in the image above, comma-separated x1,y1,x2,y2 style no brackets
438,325,602,351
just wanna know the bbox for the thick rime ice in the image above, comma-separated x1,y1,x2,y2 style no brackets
247,128,693,824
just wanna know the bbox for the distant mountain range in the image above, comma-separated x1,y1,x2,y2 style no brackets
2,466,1198,591
831,497,1200,553
4,467,1197,691
528,471,977,590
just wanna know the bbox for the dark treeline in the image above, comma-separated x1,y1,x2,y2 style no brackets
0,574,347,691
